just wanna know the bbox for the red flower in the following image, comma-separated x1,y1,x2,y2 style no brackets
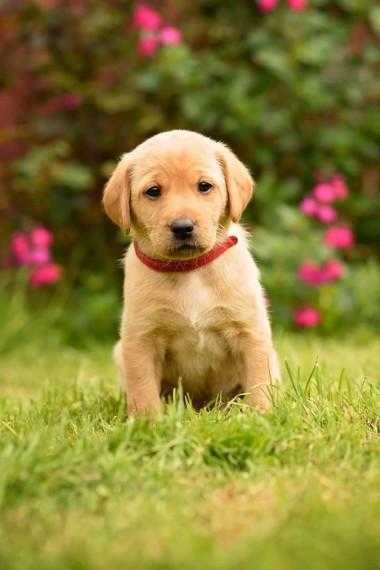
320,260,345,283
313,182,336,204
159,26,182,46
330,175,349,200
315,204,337,224
298,259,345,286
29,263,62,287
133,4,162,31
257,0,278,12
9,232,31,266
300,196,318,217
298,262,323,286
30,226,53,248
29,247,51,266
324,225,355,250
294,307,321,328
138,35,159,57
287,0,308,11
61,94,82,110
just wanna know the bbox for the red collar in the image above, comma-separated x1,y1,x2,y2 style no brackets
134,235,238,273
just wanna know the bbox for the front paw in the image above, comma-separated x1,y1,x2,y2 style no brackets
126,398,163,420
246,386,272,413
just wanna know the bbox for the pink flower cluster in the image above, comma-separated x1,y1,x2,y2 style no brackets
9,227,62,287
300,175,349,225
133,4,182,58
298,259,345,287
300,175,354,249
294,174,355,328
257,0,308,13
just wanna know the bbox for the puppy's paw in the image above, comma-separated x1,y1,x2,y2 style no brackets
126,399,163,421
245,386,272,413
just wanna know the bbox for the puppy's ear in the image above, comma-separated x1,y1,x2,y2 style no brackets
217,143,255,222
103,154,132,230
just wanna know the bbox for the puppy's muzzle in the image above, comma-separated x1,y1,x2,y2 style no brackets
170,218,195,241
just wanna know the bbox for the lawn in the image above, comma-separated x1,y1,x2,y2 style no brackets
0,329,379,570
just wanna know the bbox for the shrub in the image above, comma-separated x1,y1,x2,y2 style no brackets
1,0,379,332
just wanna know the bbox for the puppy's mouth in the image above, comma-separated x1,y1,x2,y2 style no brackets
168,242,206,259
176,243,199,252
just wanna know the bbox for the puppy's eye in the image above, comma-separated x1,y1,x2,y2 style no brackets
198,181,213,194
145,186,161,199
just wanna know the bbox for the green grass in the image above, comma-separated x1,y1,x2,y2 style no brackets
0,329,379,570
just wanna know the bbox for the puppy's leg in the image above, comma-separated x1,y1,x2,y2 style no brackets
115,338,162,418
113,340,125,386
242,333,280,412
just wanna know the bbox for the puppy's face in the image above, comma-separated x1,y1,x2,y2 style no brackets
103,131,254,259
129,141,228,259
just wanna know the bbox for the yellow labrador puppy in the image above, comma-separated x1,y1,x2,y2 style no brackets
103,130,280,417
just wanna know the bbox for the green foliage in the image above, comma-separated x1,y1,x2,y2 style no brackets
1,1,379,333
2,1,379,249
253,201,380,331
0,274,120,351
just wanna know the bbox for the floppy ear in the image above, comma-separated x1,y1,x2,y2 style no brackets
102,154,132,230
217,143,255,222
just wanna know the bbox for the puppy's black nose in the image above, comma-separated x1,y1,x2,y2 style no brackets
170,218,194,239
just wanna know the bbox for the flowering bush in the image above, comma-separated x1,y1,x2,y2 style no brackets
134,3,182,57
1,1,379,333
8,226,62,288
253,172,380,332
257,0,308,13
292,174,355,328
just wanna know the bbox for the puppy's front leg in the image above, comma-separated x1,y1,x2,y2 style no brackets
242,332,279,412
117,338,162,418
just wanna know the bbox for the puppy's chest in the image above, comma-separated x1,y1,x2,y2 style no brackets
155,276,246,359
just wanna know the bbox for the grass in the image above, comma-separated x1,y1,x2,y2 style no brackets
0,327,379,570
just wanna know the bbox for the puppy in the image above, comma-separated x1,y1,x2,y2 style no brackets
103,130,280,417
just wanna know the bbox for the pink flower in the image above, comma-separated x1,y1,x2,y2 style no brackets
30,226,53,248
41,94,82,114
330,175,349,200
320,260,345,283
133,4,162,31
257,0,278,12
29,247,51,266
324,225,355,250
138,35,159,57
159,26,182,46
315,204,337,224
298,259,345,287
294,306,321,328
287,0,308,11
300,196,318,217
313,182,336,204
10,232,31,266
298,262,323,286
29,263,62,287
61,94,82,110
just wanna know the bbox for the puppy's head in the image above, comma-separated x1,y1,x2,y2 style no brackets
103,130,254,259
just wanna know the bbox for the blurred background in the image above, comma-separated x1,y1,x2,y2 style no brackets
1,0,379,347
